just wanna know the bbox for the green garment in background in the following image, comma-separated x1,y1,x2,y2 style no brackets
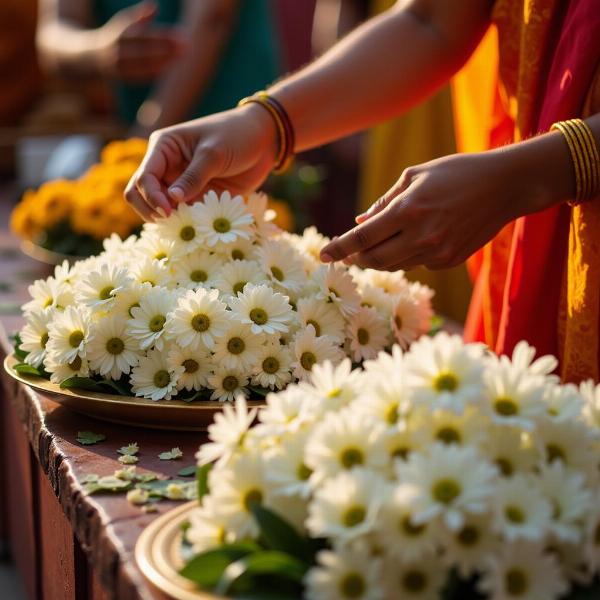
94,0,280,124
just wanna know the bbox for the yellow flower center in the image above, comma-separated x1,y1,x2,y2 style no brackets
183,359,199,373
231,249,244,260
106,337,124,355
546,443,566,463
495,397,519,416
227,337,245,355
297,463,312,481
153,370,170,388
191,313,210,332
242,488,263,512
433,372,458,392
505,505,525,524
300,351,317,371
432,478,461,504
213,218,231,234
402,570,427,593
99,286,114,300
149,315,166,333
339,573,365,599
250,308,268,326
505,568,528,595
179,225,195,241
41,332,49,349
233,281,247,295
340,447,364,469
357,328,370,345
190,270,207,283
155,252,167,261
44,297,54,308
495,457,513,477
270,266,284,282
306,319,321,336
222,375,239,392
401,516,426,537
343,505,366,528
69,330,84,348
386,403,399,424
436,426,461,445
128,302,140,318
262,356,280,374
457,524,480,546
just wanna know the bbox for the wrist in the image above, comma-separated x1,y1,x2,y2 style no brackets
238,102,279,169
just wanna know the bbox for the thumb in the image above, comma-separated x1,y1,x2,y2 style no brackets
168,148,223,203
114,1,158,30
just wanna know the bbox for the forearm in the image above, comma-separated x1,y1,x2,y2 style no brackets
269,0,491,152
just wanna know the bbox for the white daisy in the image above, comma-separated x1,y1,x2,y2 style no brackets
391,286,433,349
20,308,54,367
167,288,229,351
207,366,249,402
414,406,487,449
187,495,233,553
195,190,253,248
357,282,394,319
246,192,279,239
102,232,137,258
256,385,318,436
214,259,267,297
491,475,552,541
153,202,203,255
46,305,90,363
479,425,538,477
23,277,72,314
228,283,292,335
128,255,171,288
396,443,496,531
403,333,486,414
355,377,409,428
251,341,293,390
542,383,584,422
383,420,426,463
77,261,132,311
130,348,183,400
291,326,344,381
52,260,76,286
217,237,259,262
171,250,223,290
113,281,153,320
307,468,386,541
166,345,212,391
363,344,403,378
292,226,330,266
212,320,264,371
265,429,313,498
361,268,408,295
305,544,383,600
581,379,600,436
478,543,568,600
257,239,306,293
127,287,173,351
313,264,360,317
87,315,141,379
346,306,390,362
45,352,90,384
296,297,345,344
506,339,559,378
135,230,176,263
382,554,446,600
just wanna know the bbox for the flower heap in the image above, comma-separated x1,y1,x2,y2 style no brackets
185,334,600,600
18,191,433,401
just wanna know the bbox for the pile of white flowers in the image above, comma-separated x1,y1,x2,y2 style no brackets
187,333,600,600
18,191,433,401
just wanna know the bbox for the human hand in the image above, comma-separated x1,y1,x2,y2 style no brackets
97,1,186,82
124,103,278,220
320,149,559,271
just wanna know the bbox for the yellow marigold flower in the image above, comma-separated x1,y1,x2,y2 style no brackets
71,191,110,239
10,191,41,240
268,198,295,232
101,138,148,166
35,179,77,228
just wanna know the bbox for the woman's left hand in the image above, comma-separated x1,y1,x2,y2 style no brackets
320,146,566,271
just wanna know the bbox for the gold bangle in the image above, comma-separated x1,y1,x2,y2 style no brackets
552,121,583,204
565,120,593,199
572,119,600,198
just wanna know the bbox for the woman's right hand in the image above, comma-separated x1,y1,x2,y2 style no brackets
125,103,278,220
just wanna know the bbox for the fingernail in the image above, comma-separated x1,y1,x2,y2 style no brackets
156,206,167,218
320,252,333,263
168,186,184,200
355,213,367,224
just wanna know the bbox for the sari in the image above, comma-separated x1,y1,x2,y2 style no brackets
455,0,600,382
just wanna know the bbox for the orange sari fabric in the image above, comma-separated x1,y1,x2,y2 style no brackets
462,0,600,382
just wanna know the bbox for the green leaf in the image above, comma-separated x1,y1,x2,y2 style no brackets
76,430,106,445
12,333,28,361
84,475,132,495
13,363,44,376
197,463,212,501
215,551,307,596
251,505,313,563
179,543,260,587
428,314,445,336
178,465,197,477
98,378,131,396
158,447,183,460
61,376,106,392
248,386,270,398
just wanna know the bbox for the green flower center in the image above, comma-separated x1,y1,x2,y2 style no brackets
339,573,365,599
222,375,238,392
128,302,140,318
213,218,231,234
69,356,82,371
547,443,566,463
343,505,366,528
401,516,426,537
436,426,461,445
153,369,170,388
386,403,399,424
433,372,458,392
69,330,84,348
44,297,54,308
495,457,513,476
179,225,195,241
505,568,528,595
227,337,245,355
357,328,370,345
270,266,284,282
190,270,207,283
41,332,49,348
231,249,244,260
457,524,480,546
233,281,247,295
149,315,166,333
155,252,167,260
432,478,461,504
306,319,321,336
191,313,210,332
99,286,114,300
106,337,124,355
262,356,280,374
183,359,199,373
495,397,518,416
300,351,317,371
242,488,263,511
249,308,268,326
505,505,525,524
340,447,364,469
297,463,312,481
403,571,427,593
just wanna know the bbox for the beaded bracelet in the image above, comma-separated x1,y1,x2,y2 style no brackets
238,92,295,174
551,119,600,205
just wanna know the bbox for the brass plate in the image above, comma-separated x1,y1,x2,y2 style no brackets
136,501,221,599
4,354,265,431
20,239,84,266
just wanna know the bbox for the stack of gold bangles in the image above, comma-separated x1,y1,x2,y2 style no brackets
551,118,600,205
238,91,295,174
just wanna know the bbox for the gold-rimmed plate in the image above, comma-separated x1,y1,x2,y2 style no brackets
3,354,265,431
136,501,221,599
20,239,85,266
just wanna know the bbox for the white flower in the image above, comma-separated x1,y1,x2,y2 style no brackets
581,379,600,434
102,232,137,257
251,341,293,390
127,287,173,351
168,288,229,351
207,366,249,402
391,285,433,349
313,264,360,317
361,268,408,295
357,283,394,318
228,283,292,335
480,425,538,477
52,259,76,286
258,239,306,293
128,255,171,288
305,545,383,600
491,475,552,541
171,250,223,290
506,340,559,378
305,409,387,482
396,443,496,531
291,326,344,381
195,190,253,248
197,396,258,467
46,305,90,363
135,230,176,263
363,344,403,378
166,344,211,391
346,306,390,362
153,202,203,255
265,429,313,498
292,226,331,266
382,553,446,600
87,316,141,379
45,352,90,384
542,383,584,422
296,297,345,344
403,333,486,414
213,320,264,371
355,377,409,427
307,468,386,541
214,259,267,297
478,543,568,600
130,349,183,400
113,281,153,320
256,386,318,436
20,308,53,367
187,495,233,552
414,406,487,449
23,277,72,314
246,192,279,239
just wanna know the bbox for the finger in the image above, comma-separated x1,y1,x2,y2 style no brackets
129,146,172,214
115,1,158,31
168,147,224,203
125,183,159,221
345,229,424,270
136,172,172,215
